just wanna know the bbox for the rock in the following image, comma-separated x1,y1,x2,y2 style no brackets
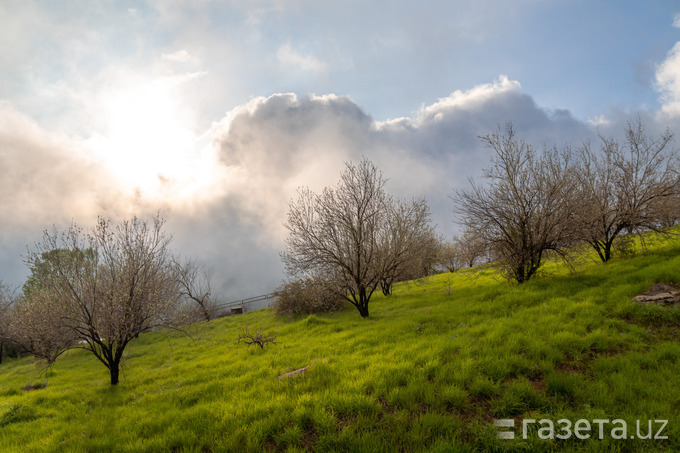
634,283,680,305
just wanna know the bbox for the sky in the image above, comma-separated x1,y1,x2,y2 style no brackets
2,0,680,300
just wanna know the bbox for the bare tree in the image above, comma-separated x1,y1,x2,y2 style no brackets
173,258,218,321
282,159,435,317
654,190,680,229
574,118,679,261
7,288,76,366
22,215,186,385
437,229,489,273
453,123,578,283
0,282,17,364
436,238,462,273
378,197,438,295
8,249,85,366
235,325,278,349
458,227,489,268
283,159,388,317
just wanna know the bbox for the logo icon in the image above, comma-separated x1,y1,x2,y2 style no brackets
494,419,515,439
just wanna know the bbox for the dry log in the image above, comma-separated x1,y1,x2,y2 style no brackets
277,366,309,380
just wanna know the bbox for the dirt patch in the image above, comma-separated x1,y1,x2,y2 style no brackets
22,382,47,392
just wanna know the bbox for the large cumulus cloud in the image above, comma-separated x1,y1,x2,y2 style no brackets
207,77,593,252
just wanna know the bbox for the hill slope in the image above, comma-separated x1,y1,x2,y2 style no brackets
2,239,680,452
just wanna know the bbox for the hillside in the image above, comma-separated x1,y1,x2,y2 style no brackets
1,238,680,452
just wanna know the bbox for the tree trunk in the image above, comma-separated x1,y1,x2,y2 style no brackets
381,280,392,296
358,287,370,317
0,341,3,364
357,304,369,318
110,361,120,385
603,241,612,262
592,236,616,262
592,241,610,262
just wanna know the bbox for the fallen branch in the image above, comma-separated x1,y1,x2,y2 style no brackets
277,366,309,380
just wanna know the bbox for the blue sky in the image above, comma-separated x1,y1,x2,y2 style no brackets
2,0,680,297
4,1,679,128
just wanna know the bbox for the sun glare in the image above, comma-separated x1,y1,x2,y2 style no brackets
93,79,220,203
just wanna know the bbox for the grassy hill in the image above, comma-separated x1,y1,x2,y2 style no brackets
1,237,680,452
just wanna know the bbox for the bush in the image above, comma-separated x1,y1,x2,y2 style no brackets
235,325,277,349
274,279,346,315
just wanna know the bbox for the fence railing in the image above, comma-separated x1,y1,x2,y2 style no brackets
216,292,277,316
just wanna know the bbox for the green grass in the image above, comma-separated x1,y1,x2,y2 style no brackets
2,236,680,452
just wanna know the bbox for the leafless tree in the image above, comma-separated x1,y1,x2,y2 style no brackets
437,229,489,273
0,282,18,364
453,123,579,283
22,215,187,385
654,190,680,229
282,159,435,317
236,325,277,349
378,197,438,295
283,159,388,317
458,227,490,268
7,288,76,366
436,238,462,273
173,258,218,321
574,118,679,261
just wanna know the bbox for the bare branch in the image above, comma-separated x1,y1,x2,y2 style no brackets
172,257,218,321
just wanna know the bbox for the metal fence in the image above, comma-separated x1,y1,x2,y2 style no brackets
215,293,277,317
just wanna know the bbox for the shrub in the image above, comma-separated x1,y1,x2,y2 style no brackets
274,278,346,316
235,325,277,349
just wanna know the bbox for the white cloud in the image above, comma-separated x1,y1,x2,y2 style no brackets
0,102,129,228
207,78,592,255
162,49,197,63
0,101,222,291
674,13,680,28
588,115,610,127
655,42,680,117
415,75,522,123
276,44,327,73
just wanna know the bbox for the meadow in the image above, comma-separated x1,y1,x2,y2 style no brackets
1,236,680,452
